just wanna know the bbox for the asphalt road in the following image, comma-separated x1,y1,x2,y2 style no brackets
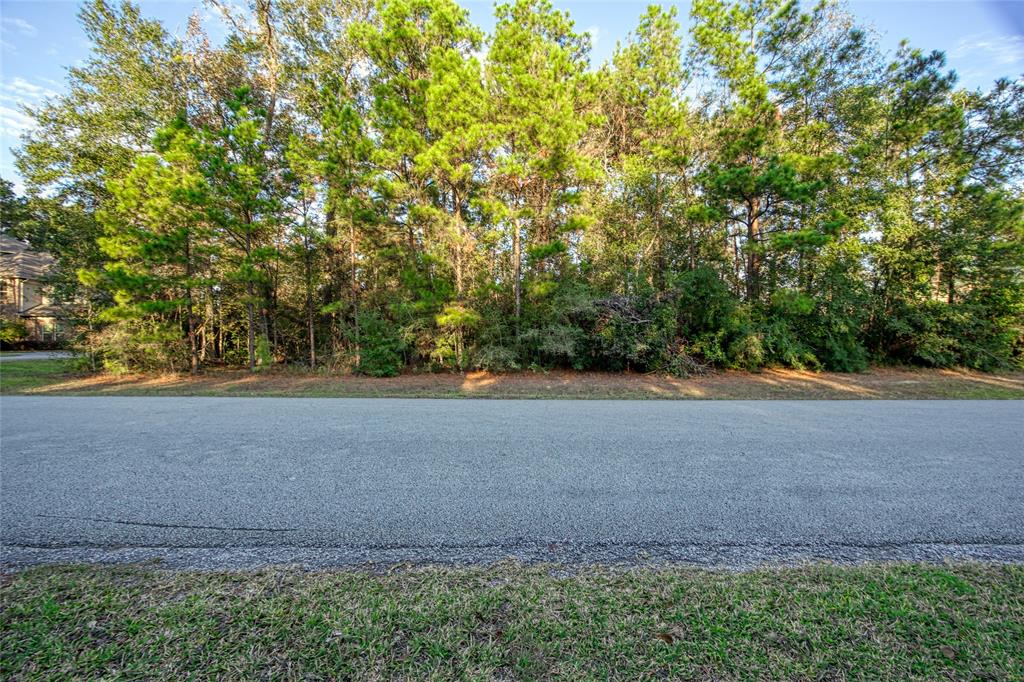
2,397,1022,568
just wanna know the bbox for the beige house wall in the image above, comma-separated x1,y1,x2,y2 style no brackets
1,277,46,313
1,237,67,342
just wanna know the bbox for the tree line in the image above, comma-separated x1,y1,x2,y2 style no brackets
4,0,1022,375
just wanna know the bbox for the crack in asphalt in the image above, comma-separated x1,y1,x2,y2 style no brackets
4,397,1022,570
34,514,297,533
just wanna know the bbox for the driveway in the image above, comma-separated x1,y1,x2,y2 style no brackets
2,397,1022,568
0,351,74,363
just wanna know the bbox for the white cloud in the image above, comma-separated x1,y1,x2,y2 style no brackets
1,17,37,38
204,0,257,36
0,77,58,103
585,25,601,49
0,104,34,141
0,77,58,145
952,33,1024,67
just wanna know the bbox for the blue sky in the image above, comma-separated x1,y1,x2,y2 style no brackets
1,0,1022,189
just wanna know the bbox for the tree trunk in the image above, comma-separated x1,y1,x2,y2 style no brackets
732,232,742,297
185,238,198,374
257,0,278,142
201,292,214,362
261,283,272,363
512,216,522,320
305,240,316,369
745,197,762,302
454,193,464,298
246,232,256,371
350,218,360,366
247,288,256,371
323,207,343,353
688,221,695,270
653,172,665,290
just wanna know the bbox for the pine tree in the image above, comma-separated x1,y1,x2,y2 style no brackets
200,88,280,371
594,5,690,290
11,0,1024,374
83,115,210,372
488,0,599,322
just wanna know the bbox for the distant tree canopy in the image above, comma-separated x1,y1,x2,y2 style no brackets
5,0,1023,374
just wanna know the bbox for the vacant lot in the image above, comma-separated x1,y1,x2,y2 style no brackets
2,359,1023,399
2,563,1021,680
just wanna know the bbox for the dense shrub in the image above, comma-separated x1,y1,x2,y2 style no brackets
0,320,29,344
84,319,186,374
350,312,405,377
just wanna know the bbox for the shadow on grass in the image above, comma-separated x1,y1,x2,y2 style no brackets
5,359,1022,399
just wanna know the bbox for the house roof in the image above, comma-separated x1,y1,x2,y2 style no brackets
20,303,68,319
0,234,55,280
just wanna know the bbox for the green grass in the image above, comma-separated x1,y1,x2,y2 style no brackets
0,359,80,393
2,563,1022,679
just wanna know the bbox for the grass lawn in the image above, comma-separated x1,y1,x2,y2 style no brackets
1,357,1023,399
0,360,79,394
2,563,1022,679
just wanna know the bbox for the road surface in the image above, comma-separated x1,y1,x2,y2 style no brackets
0,351,74,363
2,397,1022,568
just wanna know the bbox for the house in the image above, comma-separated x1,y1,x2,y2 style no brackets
0,234,65,341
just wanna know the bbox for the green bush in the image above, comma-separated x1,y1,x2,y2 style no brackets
351,312,405,377
255,334,274,370
472,344,520,372
0,320,29,344
85,319,186,374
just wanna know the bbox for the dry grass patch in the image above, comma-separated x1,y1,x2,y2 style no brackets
2,359,1023,399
